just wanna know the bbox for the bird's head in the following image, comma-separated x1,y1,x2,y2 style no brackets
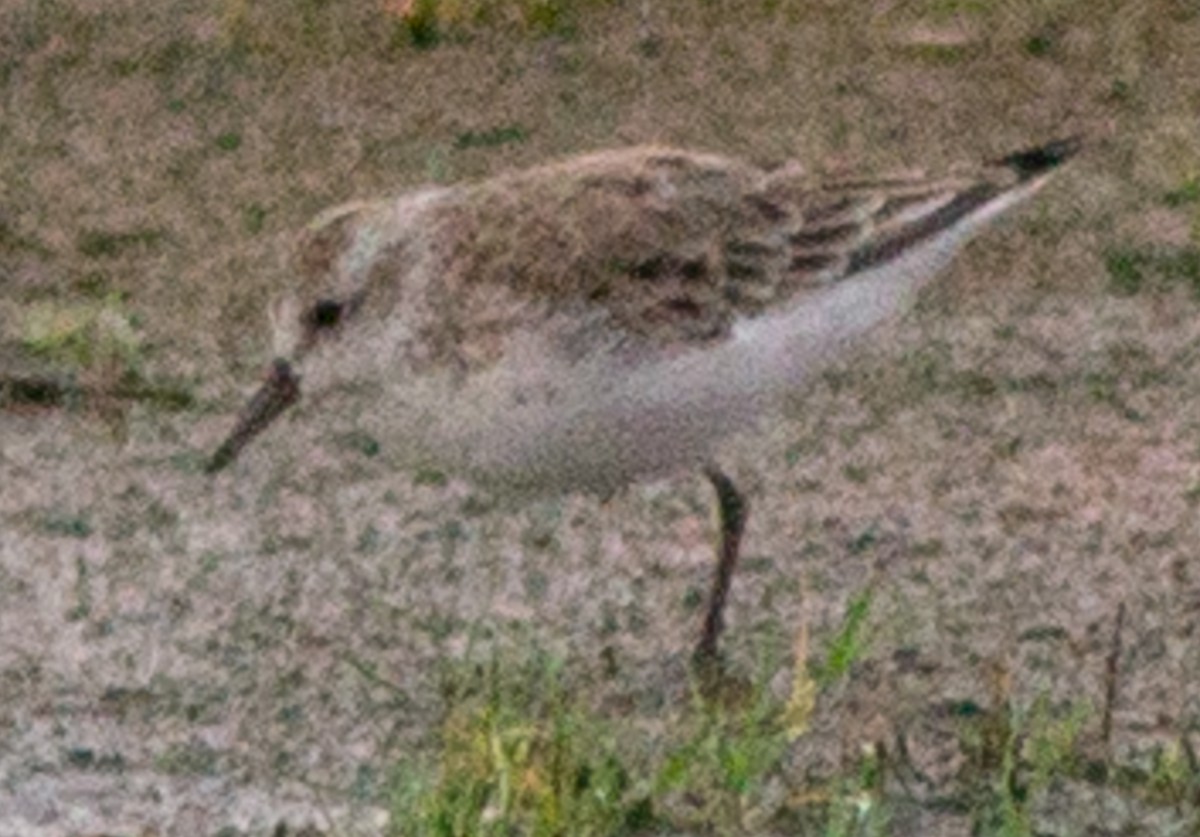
205,202,382,474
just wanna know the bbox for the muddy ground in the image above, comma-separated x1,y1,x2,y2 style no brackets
2,0,1200,833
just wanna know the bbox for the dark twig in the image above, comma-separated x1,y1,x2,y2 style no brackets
0,374,193,412
1101,601,1126,756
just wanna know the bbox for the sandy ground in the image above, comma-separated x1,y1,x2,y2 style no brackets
3,0,1200,833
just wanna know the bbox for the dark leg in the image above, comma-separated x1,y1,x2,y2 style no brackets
693,465,748,666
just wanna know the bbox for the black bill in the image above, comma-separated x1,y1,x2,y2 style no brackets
205,358,301,474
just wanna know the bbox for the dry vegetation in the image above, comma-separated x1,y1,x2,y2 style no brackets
2,0,1200,833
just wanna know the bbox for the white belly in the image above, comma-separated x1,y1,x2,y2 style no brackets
400,253,937,497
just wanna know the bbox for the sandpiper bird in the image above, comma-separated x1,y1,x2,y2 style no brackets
206,137,1080,665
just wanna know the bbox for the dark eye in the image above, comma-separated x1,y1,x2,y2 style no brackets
308,299,343,330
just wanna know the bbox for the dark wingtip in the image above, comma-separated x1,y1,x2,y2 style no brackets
995,135,1083,179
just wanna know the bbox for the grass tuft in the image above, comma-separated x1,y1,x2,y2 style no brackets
382,634,845,834
389,649,653,835
1104,245,1200,298
21,295,144,375
815,588,873,685
1163,178,1200,207
454,124,530,150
